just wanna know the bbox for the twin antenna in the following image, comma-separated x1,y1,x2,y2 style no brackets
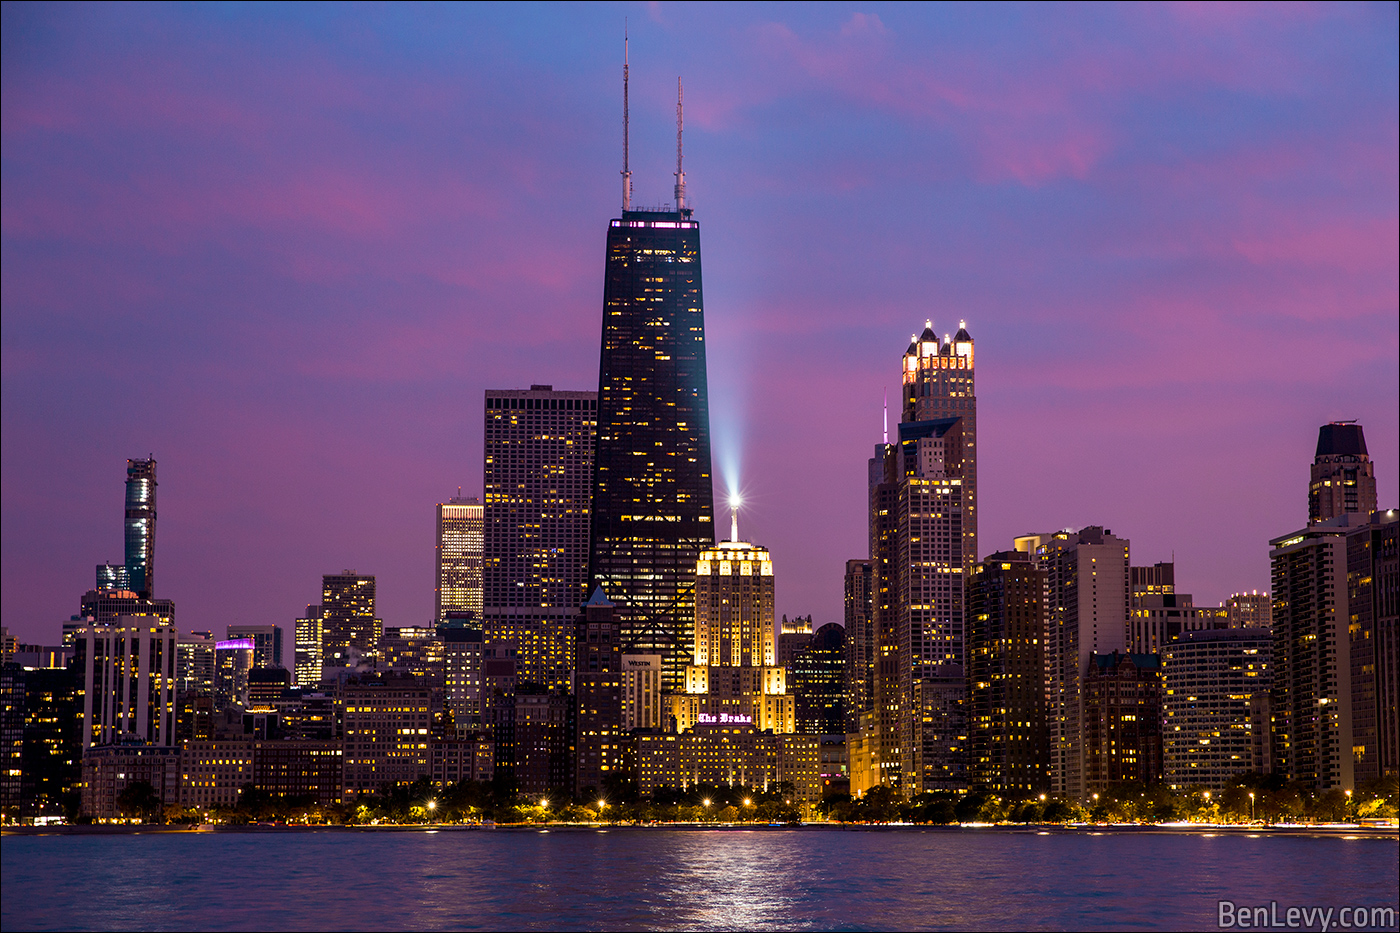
621,32,686,214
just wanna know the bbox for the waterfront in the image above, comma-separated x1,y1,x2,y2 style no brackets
4,827,1397,931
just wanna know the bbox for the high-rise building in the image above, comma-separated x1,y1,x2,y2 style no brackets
1128,592,1221,654
1131,562,1175,602
78,589,175,629
226,624,283,669
72,617,177,748
587,204,715,693
436,496,484,624
320,573,381,672
777,615,814,674
1019,526,1131,800
1222,592,1272,629
214,638,254,712
621,653,664,732
1162,628,1272,789
901,321,977,567
124,458,157,599
176,632,215,698
440,612,484,731
843,558,874,736
670,526,793,733
1082,652,1163,792
95,562,128,591
483,386,596,693
1346,509,1398,785
342,674,431,801
790,623,846,737
851,325,978,796
1269,516,1358,790
1309,422,1377,525
293,605,324,689
574,587,624,797
968,550,1049,795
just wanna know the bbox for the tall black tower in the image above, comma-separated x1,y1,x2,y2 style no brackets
587,207,715,692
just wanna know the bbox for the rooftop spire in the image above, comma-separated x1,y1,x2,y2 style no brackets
674,77,686,212
621,30,631,211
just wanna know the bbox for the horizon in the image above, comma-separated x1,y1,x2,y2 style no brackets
3,4,1397,643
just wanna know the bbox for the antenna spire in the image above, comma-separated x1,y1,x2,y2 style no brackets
622,30,631,212
674,77,686,212
883,389,888,445
730,503,739,543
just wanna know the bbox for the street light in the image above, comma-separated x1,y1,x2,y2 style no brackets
1249,792,1255,823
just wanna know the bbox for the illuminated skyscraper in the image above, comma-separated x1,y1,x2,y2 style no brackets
124,458,157,598
321,572,380,671
902,323,976,566
436,496,484,623
588,207,714,693
483,386,596,692
670,524,792,734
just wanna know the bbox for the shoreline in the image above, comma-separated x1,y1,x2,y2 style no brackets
5,821,1396,838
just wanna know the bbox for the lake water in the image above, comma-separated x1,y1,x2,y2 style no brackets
3,827,1397,931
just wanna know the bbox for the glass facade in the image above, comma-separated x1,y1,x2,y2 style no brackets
124,458,157,598
588,210,715,692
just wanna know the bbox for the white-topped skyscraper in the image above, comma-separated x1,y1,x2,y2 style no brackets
851,323,978,795
902,322,977,566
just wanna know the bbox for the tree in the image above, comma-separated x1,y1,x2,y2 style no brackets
116,781,163,823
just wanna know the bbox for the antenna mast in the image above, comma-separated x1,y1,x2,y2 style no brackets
674,77,686,212
622,31,631,212
883,389,888,445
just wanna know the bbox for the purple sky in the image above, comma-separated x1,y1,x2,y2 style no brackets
3,3,1397,645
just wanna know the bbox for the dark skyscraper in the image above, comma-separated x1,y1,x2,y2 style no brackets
124,458,157,598
587,73,715,692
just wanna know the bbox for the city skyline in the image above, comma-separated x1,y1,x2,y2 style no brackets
3,4,1398,644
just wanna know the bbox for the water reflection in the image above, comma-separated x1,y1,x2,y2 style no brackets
3,828,1396,932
